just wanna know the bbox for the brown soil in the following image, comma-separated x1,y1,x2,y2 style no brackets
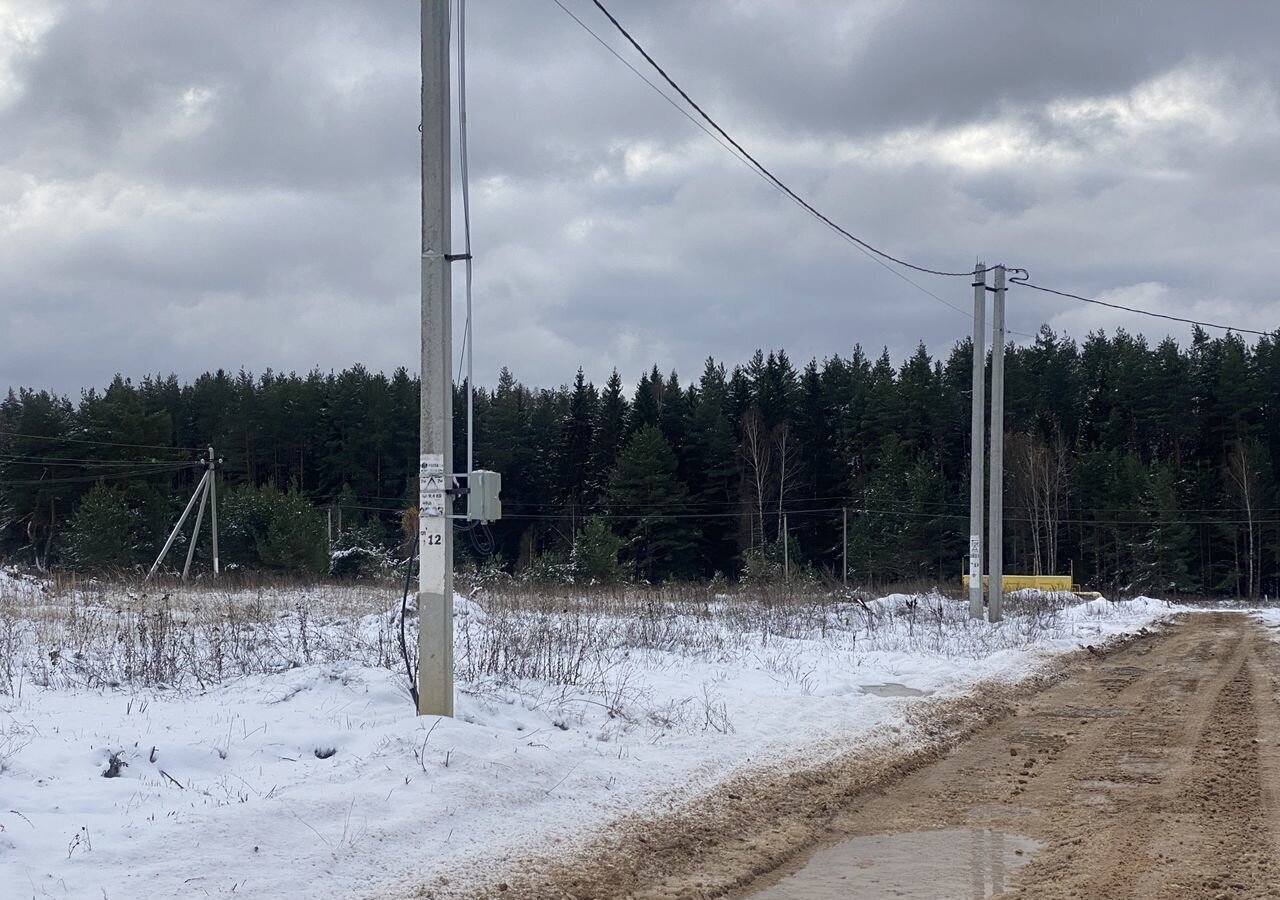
425,613,1280,900
743,611,1280,900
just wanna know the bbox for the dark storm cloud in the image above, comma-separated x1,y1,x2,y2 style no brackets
1,0,1278,397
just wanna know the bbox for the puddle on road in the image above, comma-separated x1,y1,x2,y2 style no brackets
860,682,931,698
748,828,1038,899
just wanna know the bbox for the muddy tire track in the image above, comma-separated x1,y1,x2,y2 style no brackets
741,611,1280,900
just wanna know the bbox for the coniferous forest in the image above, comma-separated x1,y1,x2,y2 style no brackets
3,325,1279,596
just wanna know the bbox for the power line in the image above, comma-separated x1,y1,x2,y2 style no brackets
556,0,1033,335
0,453,198,467
312,483,1280,518
584,0,976,280
0,432,198,452
0,463,196,487
549,0,786,196
570,2,1264,342
1011,278,1273,338
457,0,476,477
318,491,1280,529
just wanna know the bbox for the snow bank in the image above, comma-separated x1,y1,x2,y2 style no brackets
0,584,1171,899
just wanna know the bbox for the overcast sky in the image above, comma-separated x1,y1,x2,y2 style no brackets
3,0,1279,396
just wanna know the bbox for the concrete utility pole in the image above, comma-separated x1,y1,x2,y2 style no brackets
783,513,790,582
148,469,208,580
842,507,848,587
148,447,220,581
987,265,1007,622
208,447,220,576
969,264,987,620
419,0,455,717
182,461,211,580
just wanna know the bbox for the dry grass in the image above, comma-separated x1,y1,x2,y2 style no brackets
0,573,400,693
0,571,1154,711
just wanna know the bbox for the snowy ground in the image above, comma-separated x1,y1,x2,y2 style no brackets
0,572,1175,900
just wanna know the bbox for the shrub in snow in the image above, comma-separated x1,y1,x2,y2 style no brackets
571,517,624,584
521,550,575,585
738,543,785,584
0,712,33,773
214,484,327,575
329,525,395,580
62,485,145,571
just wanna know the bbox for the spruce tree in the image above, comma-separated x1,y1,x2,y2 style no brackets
686,359,739,575
63,485,143,570
573,516,623,583
557,369,598,508
1139,463,1197,593
589,370,628,497
608,425,696,581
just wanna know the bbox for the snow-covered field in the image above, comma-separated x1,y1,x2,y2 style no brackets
0,571,1173,900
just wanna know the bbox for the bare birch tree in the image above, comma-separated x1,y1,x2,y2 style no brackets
773,421,800,541
1009,429,1070,576
740,408,772,551
1227,440,1261,600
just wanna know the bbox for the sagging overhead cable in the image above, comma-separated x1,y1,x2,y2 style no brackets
1008,272,1271,337
585,0,976,280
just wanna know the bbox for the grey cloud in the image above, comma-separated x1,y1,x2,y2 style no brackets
2,0,1279,398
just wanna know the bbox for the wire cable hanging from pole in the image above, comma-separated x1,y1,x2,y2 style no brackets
562,2,1265,340
585,0,976,279
550,0,784,195
1007,271,1271,337
456,0,477,478
0,432,199,452
556,0,1037,334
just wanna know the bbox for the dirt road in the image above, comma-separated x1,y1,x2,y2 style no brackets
460,613,1280,899
742,611,1280,899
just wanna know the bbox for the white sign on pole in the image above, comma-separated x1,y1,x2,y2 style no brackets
419,453,446,521
969,533,981,579
419,453,448,594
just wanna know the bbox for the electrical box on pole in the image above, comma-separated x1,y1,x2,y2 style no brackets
467,470,502,523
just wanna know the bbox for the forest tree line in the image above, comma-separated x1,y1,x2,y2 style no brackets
2,325,1279,596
